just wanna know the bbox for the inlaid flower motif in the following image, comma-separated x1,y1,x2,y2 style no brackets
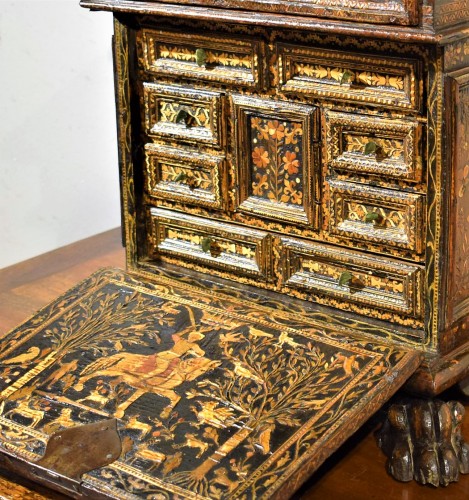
284,123,303,145
251,116,270,140
283,151,299,175
251,117,261,129
252,147,269,168
252,173,268,196
267,120,285,140
248,116,304,207
281,179,303,204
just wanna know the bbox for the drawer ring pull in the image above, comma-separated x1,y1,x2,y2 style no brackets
195,48,207,67
364,140,378,155
174,171,199,190
338,271,353,287
174,172,187,183
364,211,383,224
340,69,353,85
174,109,194,126
201,237,222,257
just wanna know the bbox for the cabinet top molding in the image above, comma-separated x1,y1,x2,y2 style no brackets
80,0,469,43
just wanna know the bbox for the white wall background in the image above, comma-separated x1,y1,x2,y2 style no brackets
0,1,120,269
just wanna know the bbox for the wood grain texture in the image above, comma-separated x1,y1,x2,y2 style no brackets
0,229,467,498
80,1,441,42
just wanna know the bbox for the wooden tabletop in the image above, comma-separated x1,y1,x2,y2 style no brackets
0,227,468,499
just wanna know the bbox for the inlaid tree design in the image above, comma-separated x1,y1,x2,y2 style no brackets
169,330,372,496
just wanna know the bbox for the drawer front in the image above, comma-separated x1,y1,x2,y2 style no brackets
328,179,425,253
144,83,224,147
277,44,420,111
145,145,225,210
231,94,319,227
149,208,272,280
141,29,262,88
324,110,423,182
281,238,423,318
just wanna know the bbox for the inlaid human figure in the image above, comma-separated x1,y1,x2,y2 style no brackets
73,333,220,418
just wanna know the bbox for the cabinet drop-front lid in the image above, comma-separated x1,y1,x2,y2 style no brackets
0,268,420,499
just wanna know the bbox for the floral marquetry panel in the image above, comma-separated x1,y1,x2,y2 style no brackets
231,94,319,227
0,269,420,499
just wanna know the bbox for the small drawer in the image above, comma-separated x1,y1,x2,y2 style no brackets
281,238,423,318
141,29,262,88
277,43,421,111
328,179,425,254
324,110,423,182
145,145,226,210
143,83,224,147
149,208,271,280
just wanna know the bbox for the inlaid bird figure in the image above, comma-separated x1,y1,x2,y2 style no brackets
248,327,274,339
42,359,79,388
1,346,40,365
233,360,264,385
212,467,239,492
331,353,359,377
275,331,302,349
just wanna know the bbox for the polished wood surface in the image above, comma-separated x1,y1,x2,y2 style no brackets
0,228,468,498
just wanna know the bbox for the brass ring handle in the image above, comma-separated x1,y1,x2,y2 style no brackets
201,237,221,257
364,140,378,155
173,172,199,190
338,271,353,287
201,237,212,253
195,48,207,67
175,109,192,126
174,172,188,183
340,69,353,85
364,211,382,223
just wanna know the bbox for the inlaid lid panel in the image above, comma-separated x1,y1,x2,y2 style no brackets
0,269,420,499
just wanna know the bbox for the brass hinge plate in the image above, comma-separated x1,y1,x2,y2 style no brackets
0,418,121,498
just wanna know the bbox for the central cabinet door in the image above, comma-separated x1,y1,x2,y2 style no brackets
231,95,319,228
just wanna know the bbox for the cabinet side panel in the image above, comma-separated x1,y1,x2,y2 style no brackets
114,16,138,268
425,50,446,349
438,36,469,353
448,77,469,325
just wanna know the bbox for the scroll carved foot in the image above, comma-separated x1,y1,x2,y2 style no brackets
377,399,469,486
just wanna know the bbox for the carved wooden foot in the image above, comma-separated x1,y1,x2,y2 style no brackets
377,399,469,486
